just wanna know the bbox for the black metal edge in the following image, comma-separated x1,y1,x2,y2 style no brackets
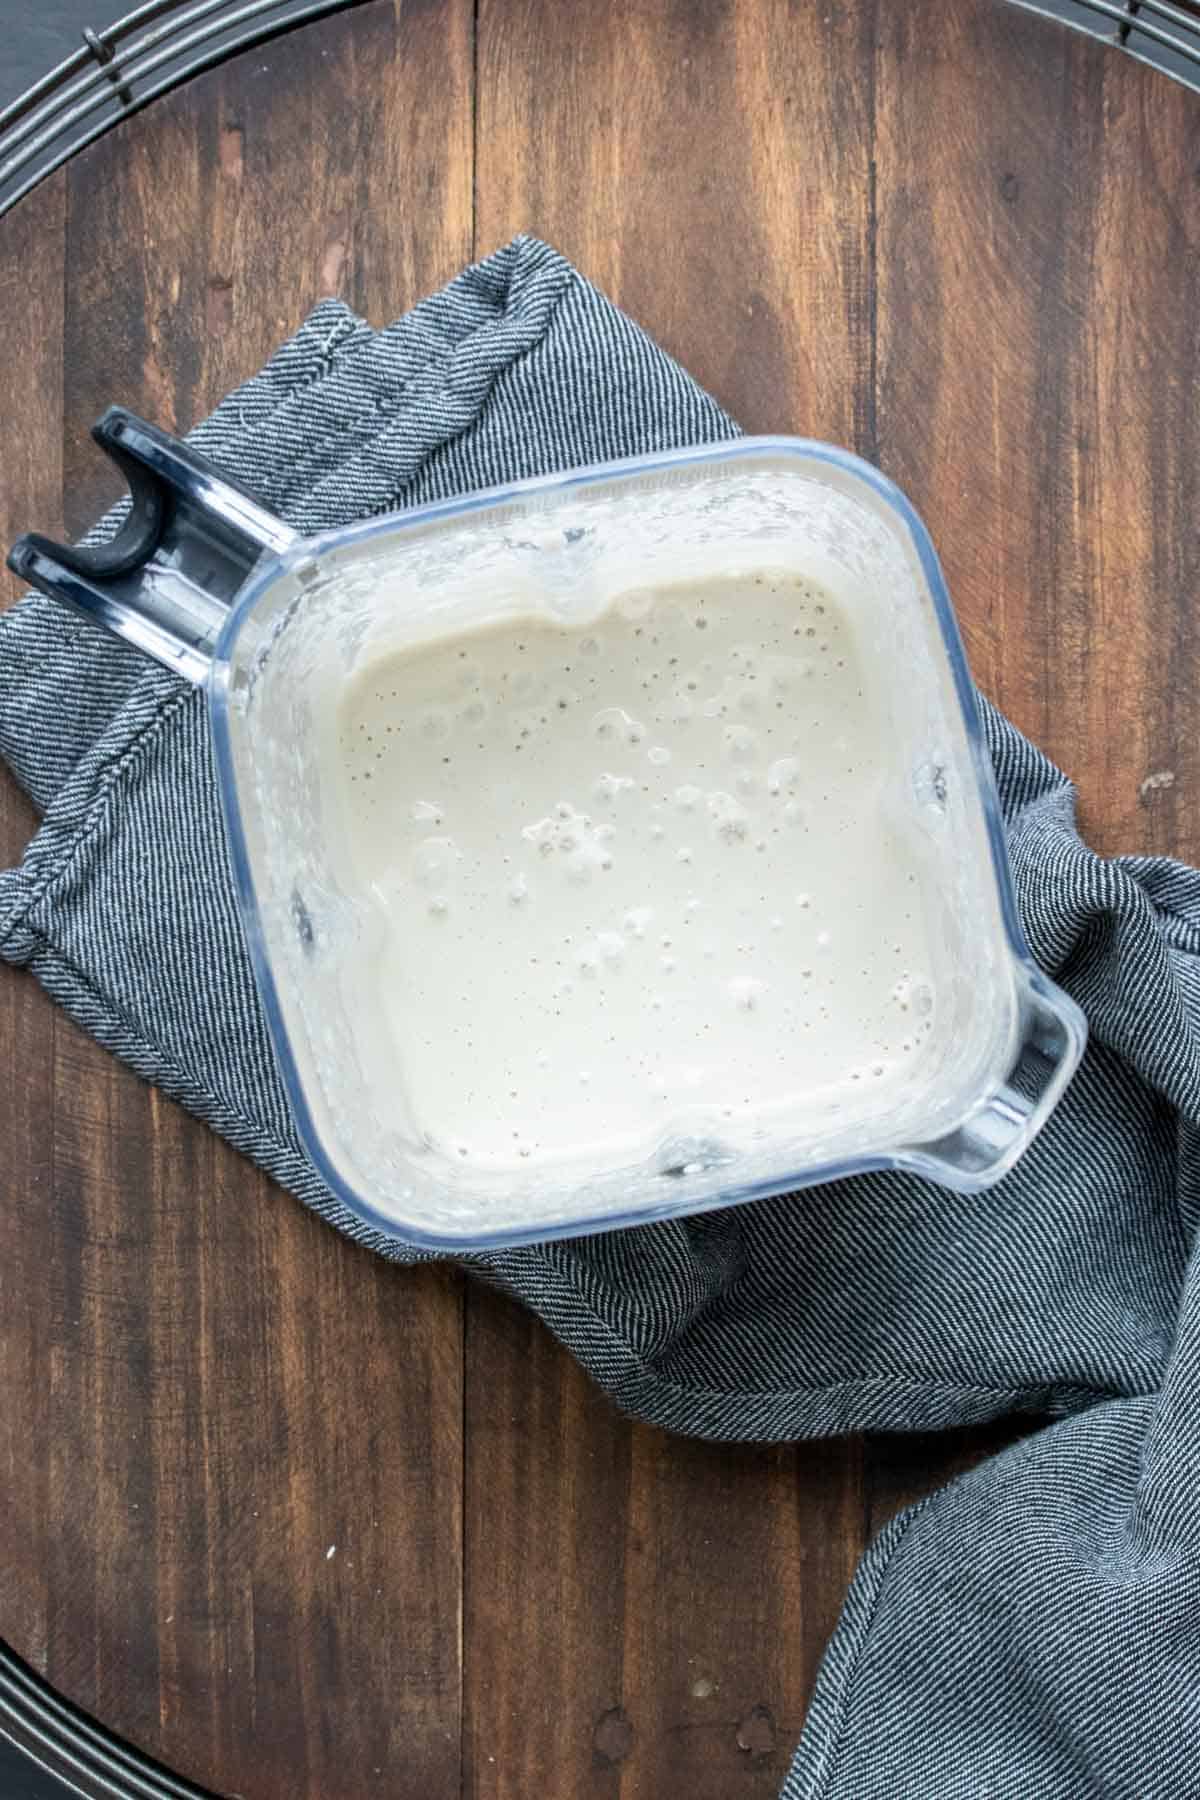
0,1641,217,1798
0,0,1194,1793
2,0,1198,223
1005,0,1200,59
0,0,373,220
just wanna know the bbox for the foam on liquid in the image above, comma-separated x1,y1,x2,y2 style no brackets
335,571,937,1174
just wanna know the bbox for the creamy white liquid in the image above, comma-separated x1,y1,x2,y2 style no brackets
334,571,937,1174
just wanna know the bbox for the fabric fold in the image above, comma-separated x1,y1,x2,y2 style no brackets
785,1241,1200,1798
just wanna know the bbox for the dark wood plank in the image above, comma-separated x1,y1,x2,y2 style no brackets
463,1288,862,1800
3,4,1200,1799
868,0,1200,1560
471,5,1200,1797
0,165,65,1684
0,171,64,617
873,0,1200,863
62,0,476,532
0,5,474,1798
469,4,877,1795
476,0,877,449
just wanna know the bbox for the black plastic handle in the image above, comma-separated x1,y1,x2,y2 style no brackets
7,408,297,684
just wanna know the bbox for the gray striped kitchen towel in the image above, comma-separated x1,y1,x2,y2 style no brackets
2,236,1198,1797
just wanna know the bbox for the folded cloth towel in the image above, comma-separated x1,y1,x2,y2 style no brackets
2,236,1198,1798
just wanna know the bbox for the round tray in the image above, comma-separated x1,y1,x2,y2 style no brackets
0,1639,214,1798
1,0,1200,218
0,1,1198,1796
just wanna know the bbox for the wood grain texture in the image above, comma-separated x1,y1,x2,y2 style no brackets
2,5,473,1798
0,1,1198,1796
871,0,1200,862
62,0,475,531
469,6,881,1794
463,1287,863,1800
476,0,878,449
0,166,65,1686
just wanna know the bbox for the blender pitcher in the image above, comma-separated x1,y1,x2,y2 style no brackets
8,407,1086,1248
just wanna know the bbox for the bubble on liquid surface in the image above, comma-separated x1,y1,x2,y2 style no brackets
523,805,614,881
707,790,750,843
728,976,769,1011
595,770,635,802
767,756,800,796
594,705,645,746
616,586,655,621
724,724,758,765
421,707,453,742
337,563,950,1174
567,851,598,884
413,836,461,888
889,975,934,1028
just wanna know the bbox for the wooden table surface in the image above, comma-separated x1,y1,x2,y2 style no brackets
0,2,1197,1795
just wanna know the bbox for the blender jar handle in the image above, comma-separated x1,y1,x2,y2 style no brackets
900,968,1087,1193
6,407,298,685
